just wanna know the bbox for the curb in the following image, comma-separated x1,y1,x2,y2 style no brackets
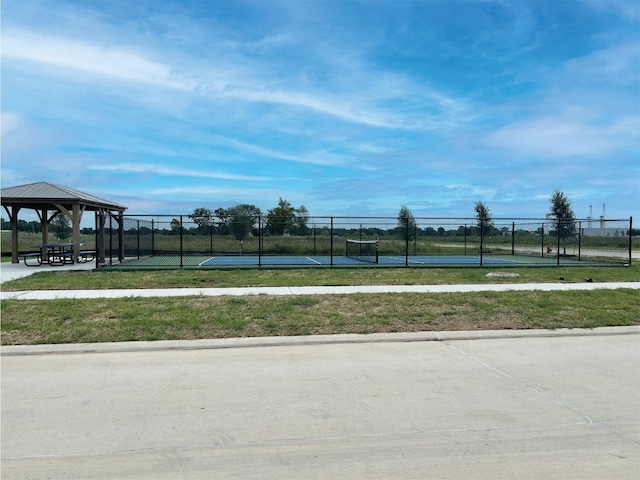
3,326,639,357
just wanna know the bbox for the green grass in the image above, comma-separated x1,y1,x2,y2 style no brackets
2,265,639,291
2,289,638,345
2,265,638,345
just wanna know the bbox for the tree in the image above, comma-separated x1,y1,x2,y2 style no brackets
188,207,214,233
474,201,493,236
50,213,72,240
170,218,181,235
549,190,577,254
292,205,310,236
266,198,296,236
214,207,230,235
265,199,310,236
227,204,261,252
397,205,416,240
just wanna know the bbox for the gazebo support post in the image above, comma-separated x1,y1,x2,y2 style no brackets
54,203,85,263
3,205,21,263
97,210,106,265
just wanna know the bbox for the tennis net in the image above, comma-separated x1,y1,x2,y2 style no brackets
345,239,379,264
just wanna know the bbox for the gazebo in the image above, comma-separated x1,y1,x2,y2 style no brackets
1,182,127,264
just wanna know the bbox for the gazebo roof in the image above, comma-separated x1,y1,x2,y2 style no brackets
1,182,127,212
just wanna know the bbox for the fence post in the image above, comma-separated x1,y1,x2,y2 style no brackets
137,220,141,259
629,217,633,266
405,219,409,267
511,222,515,256
330,217,334,267
258,216,262,268
556,218,561,266
151,219,155,256
464,224,467,255
180,215,183,268
109,215,113,266
479,219,484,266
578,221,582,261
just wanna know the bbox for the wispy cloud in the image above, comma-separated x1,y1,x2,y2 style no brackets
3,28,195,90
487,115,640,158
211,135,346,167
88,163,270,182
0,111,26,136
564,41,640,86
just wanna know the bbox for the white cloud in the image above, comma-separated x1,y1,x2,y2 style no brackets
221,87,402,129
214,135,346,166
0,111,26,137
487,114,640,158
585,0,640,21
88,163,270,181
564,42,640,86
3,28,195,90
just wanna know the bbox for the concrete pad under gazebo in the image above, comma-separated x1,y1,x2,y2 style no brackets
1,182,127,264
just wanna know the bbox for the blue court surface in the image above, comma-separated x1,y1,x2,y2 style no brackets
198,255,534,267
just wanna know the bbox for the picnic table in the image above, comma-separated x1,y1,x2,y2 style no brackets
18,243,94,267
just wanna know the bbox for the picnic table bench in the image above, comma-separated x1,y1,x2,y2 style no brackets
18,244,95,266
17,252,44,266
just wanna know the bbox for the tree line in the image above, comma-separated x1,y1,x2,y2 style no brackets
0,215,93,239
181,198,310,241
4,190,636,246
397,190,585,254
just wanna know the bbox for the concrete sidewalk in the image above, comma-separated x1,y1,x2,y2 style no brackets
0,259,94,283
2,280,640,300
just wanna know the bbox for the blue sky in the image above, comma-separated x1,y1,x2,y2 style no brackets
2,0,639,220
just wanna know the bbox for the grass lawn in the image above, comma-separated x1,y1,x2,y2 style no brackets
3,265,640,290
2,265,639,345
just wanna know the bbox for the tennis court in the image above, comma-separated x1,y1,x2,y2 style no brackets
103,253,585,269
200,254,536,266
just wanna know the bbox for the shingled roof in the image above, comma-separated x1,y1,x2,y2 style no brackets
1,182,126,211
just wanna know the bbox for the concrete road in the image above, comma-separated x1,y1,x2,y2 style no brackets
2,332,639,479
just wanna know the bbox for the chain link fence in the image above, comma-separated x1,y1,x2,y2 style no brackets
97,215,634,269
